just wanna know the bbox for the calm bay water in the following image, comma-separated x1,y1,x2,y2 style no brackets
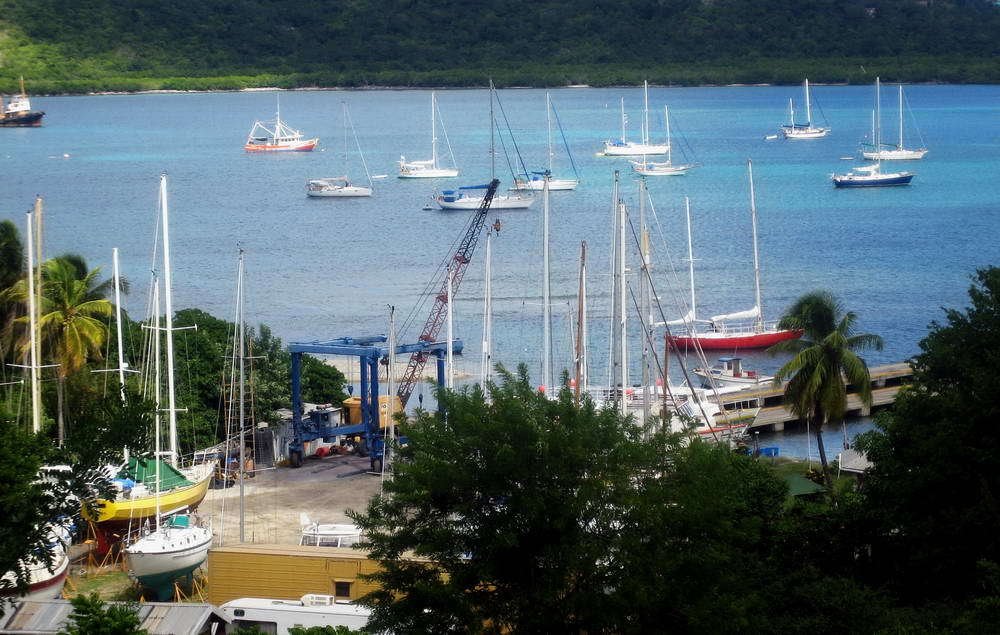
2,85,998,454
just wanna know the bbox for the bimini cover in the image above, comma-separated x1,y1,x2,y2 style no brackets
118,456,193,490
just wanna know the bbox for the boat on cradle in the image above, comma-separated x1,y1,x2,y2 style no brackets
244,96,317,152
832,163,914,188
299,514,361,547
398,91,460,178
667,162,802,351
307,103,373,198
602,81,669,156
1,525,71,602
0,77,44,127
126,512,212,601
514,92,579,191
780,79,829,139
220,594,372,632
631,106,698,176
693,357,772,389
861,78,927,161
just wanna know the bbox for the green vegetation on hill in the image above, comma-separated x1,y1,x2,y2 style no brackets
1,0,999,92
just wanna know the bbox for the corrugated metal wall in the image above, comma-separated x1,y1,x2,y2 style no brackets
207,544,383,606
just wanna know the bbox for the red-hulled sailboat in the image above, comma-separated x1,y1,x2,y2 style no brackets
667,160,801,351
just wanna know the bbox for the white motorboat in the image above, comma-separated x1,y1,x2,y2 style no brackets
781,79,829,139
862,79,928,160
832,163,914,187
602,81,669,156
398,92,460,178
693,357,772,389
244,96,317,152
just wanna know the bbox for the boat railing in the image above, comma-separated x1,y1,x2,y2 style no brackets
707,318,783,335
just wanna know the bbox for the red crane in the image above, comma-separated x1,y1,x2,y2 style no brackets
397,179,500,407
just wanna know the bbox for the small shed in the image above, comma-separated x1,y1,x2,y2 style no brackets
0,600,229,634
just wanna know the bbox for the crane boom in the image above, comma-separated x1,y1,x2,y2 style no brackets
397,179,500,407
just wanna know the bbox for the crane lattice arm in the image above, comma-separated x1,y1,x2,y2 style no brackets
397,179,500,407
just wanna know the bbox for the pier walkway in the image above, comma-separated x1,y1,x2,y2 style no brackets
712,362,912,431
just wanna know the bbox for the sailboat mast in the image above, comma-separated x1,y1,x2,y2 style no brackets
153,279,162,532
898,83,904,150
489,83,496,179
788,98,795,127
620,97,626,144
480,233,492,385
665,106,672,165
804,79,813,126
25,209,40,434
618,193,628,418
574,241,587,405
639,177,651,426
446,266,454,389
546,92,554,174
237,249,246,543
112,248,127,402
342,102,349,169
542,177,552,390
642,80,650,145
431,92,438,170
159,174,179,465
684,197,696,322
748,160,763,332
875,77,882,156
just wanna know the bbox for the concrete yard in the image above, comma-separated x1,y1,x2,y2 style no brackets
198,453,383,547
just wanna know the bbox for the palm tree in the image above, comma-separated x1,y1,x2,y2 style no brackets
768,291,883,487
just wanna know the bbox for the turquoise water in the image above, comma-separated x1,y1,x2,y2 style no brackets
2,85,998,402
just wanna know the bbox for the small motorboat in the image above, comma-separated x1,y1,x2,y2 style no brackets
832,163,914,188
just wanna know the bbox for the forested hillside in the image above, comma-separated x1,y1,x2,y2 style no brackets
1,0,999,92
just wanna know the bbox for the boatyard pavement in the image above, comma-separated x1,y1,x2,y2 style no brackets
199,454,382,546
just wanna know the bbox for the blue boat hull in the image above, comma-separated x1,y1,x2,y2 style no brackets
833,174,914,188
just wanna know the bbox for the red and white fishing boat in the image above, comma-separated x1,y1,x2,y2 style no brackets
667,161,801,351
244,98,317,152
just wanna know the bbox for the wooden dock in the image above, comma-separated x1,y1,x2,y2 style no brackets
712,362,912,431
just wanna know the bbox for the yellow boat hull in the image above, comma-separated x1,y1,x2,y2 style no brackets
86,463,214,524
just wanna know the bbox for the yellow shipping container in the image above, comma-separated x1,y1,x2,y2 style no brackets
342,396,402,429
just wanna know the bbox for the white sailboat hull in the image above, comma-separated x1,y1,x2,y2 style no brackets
126,520,212,600
782,126,829,139
602,141,668,156
306,180,373,197
437,192,534,210
862,148,928,161
398,164,460,179
513,177,578,191
631,160,694,176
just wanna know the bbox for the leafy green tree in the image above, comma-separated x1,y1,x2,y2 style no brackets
58,593,147,635
768,291,882,486
857,267,1000,602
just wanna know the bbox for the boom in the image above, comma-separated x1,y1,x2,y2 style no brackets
397,178,500,407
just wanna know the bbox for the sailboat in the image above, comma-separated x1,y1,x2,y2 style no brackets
244,95,317,152
0,208,69,602
781,79,829,139
125,174,213,602
862,79,928,161
307,102,374,197
833,78,915,188
398,92,460,178
668,161,802,350
602,81,669,156
631,106,698,176
437,84,534,210
514,93,580,191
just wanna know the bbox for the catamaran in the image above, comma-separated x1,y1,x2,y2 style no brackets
668,162,802,350
399,92,460,178
781,79,829,139
603,81,669,156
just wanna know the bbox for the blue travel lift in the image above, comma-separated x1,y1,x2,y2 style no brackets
287,335,461,470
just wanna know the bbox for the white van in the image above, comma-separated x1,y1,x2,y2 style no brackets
220,594,372,634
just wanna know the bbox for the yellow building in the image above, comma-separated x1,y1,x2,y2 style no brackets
207,544,386,606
